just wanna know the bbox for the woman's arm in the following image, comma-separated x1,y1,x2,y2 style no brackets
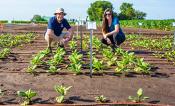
104,24,119,37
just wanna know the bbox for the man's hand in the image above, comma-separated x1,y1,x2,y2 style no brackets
62,35,71,43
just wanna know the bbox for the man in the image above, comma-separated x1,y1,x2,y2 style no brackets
45,8,73,51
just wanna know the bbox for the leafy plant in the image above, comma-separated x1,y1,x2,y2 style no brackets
134,58,151,74
27,49,50,74
55,47,66,56
95,95,107,103
0,48,11,59
47,65,60,74
68,50,82,64
68,51,82,75
26,65,37,74
68,63,82,75
128,88,149,103
35,48,51,62
54,85,72,103
102,49,117,66
102,48,113,60
82,39,88,50
48,54,63,66
92,36,102,50
17,89,37,105
87,51,95,59
47,47,65,67
114,48,125,56
68,40,77,50
92,57,104,74
30,53,45,65
115,60,129,74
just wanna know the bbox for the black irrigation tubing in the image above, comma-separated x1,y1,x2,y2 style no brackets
16,102,172,106
0,71,152,75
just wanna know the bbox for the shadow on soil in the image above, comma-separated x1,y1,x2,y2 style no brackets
69,96,94,103
128,50,155,55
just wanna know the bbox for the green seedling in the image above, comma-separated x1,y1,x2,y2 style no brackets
0,48,11,59
95,95,107,103
92,36,102,50
68,63,82,75
92,57,104,74
55,47,66,56
114,48,125,56
26,65,37,74
82,39,88,50
30,53,45,65
102,49,117,66
17,89,37,105
128,88,149,103
54,85,72,103
115,60,129,74
47,65,60,74
68,40,77,50
68,50,82,64
134,58,151,74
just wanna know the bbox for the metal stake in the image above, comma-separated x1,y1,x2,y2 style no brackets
90,29,93,78
80,25,83,52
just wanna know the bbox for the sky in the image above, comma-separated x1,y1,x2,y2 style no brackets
0,0,175,21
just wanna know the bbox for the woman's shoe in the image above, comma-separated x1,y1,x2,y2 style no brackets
111,45,118,52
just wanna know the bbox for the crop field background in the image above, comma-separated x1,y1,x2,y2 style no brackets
0,24,174,105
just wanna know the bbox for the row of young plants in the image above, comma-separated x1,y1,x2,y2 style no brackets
120,19,175,31
0,87,149,105
130,36,173,51
127,34,175,64
0,33,36,60
27,35,151,75
153,50,175,65
0,33,35,48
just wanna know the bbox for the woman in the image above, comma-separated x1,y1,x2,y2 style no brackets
101,8,125,52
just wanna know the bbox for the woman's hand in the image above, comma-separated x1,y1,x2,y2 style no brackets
103,34,111,44
104,33,109,38
106,37,111,44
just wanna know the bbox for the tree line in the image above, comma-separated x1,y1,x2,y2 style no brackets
32,1,146,22
87,1,146,21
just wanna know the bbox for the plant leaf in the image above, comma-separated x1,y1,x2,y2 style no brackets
56,95,64,103
137,88,143,97
17,91,27,97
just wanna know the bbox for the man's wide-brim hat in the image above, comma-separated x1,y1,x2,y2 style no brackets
54,8,67,15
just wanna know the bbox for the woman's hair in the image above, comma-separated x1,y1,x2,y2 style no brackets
102,8,113,34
